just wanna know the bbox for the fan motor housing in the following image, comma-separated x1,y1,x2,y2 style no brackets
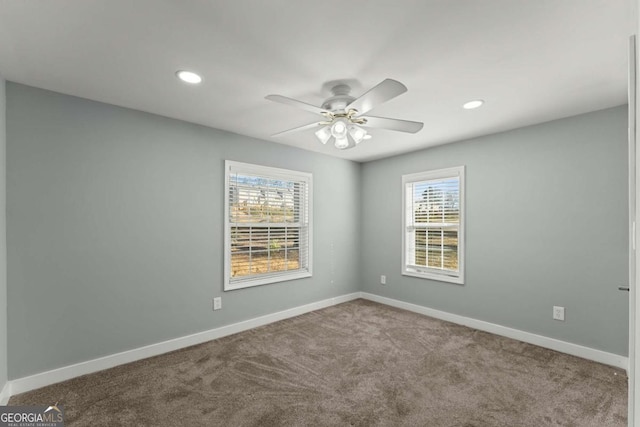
321,84,355,112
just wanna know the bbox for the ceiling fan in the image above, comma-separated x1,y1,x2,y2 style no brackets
266,79,423,150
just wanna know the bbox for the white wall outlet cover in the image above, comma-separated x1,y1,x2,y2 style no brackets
213,297,222,311
380,275,386,285
553,306,565,321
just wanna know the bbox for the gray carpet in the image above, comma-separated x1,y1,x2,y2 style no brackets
9,299,627,426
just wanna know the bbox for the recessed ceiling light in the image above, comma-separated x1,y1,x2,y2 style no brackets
463,99,484,109
176,70,202,84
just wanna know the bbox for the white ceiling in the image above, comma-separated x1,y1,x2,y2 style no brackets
0,0,631,162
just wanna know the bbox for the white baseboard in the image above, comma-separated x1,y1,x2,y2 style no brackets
5,290,628,401
8,292,361,397
361,292,628,372
0,382,11,405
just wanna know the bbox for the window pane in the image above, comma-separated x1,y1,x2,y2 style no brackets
413,178,460,224
230,226,304,278
285,249,300,271
423,228,459,271
415,229,427,266
426,228,438,268
229,174,300,224
443,230,458,270
230,252,251,278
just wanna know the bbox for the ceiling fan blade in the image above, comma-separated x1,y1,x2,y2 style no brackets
361,116,424,133
265,94,328,116
271,122,322,137
346,79,408,116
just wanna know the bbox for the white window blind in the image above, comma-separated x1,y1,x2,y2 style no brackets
402,166,464,284
224,161,312,291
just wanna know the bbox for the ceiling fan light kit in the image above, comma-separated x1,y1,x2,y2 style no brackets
313,121,368,149
266,78,424,150
349,124,368,144
314,126,332,145
334,136,350,150
330,119,348,138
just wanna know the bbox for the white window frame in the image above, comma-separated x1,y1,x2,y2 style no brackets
224,160,313,291
401,166,465,285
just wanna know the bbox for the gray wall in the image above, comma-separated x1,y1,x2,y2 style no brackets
360,106,629,356
6,83,361,379
0,77,7,388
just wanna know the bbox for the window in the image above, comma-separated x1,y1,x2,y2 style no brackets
402,166,464,284
224,161,312,291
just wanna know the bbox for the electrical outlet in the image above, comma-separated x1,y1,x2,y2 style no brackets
553,306,565,321
213,297,222,311
380,275,386,285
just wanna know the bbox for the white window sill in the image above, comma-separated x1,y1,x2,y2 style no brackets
225,271,312,291
402,269,464,285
